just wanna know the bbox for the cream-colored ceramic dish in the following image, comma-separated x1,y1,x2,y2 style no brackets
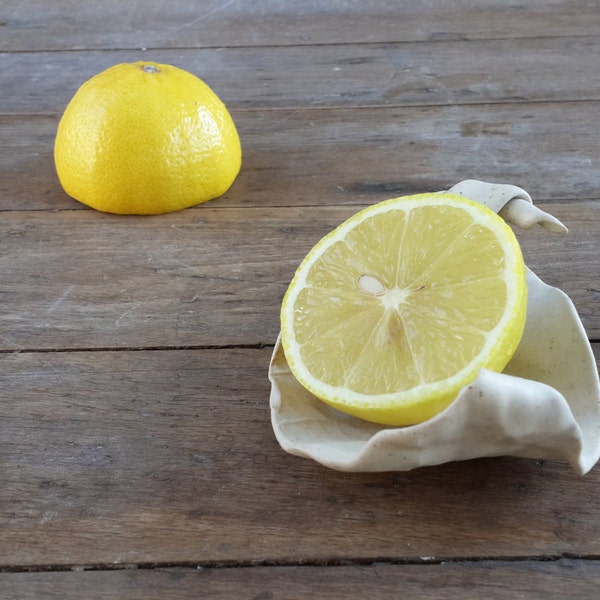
269,180,600,475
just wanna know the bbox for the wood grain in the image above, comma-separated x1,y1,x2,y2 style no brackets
3,0,600,51
2,0,600,595
1,560,598,600
1,348,599,566
5,37,600,115
0,202,596,352
4,100,600,215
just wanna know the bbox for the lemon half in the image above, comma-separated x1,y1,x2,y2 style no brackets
54,61,241,215
280,193,527,426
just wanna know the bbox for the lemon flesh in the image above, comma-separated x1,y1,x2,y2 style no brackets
280,193,527,426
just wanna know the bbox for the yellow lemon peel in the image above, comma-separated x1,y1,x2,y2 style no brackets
54,61,241,215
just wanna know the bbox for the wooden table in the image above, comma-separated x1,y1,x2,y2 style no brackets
1,1,599,597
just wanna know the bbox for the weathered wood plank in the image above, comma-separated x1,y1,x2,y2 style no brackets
0,560,598,600
5,36,600,114
2,0,600,51
0,201,596,352
3,100,600,214
1,348,599,566
2,0,599,586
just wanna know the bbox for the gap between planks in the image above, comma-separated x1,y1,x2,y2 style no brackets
7,97,600,120
5,32,600,54
0,343,274,355
2,553,600,574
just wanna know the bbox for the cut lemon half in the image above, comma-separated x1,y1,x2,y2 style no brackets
280,193,527,426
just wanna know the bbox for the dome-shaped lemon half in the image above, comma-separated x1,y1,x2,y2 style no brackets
54,61,241,215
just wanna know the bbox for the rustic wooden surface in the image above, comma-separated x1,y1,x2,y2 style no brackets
1,1,599,598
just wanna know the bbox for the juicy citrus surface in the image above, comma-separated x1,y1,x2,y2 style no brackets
280,193,527,426
54,61,241,214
